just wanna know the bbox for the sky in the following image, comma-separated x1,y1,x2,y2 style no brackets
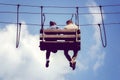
0,0,120,80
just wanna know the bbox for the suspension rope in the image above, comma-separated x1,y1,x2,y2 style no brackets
40,7,46,29
0,21,120,27
70,14,74,20
40,6,46,41
41,6,44,30
0,3,120,8
16,23,21,48
16,4,22,48
98,24,107,47
1,11,120,15
98,6,107,47
43,13,46,26
75,7,79,27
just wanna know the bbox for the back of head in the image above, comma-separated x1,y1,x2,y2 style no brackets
50,21,56,26
66,20,73,25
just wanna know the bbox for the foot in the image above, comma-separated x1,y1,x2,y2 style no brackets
46,60,49,68
69,62,73,67
72,62,76,70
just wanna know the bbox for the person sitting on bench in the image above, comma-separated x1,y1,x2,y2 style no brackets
45,21,58,67
64,20,79,70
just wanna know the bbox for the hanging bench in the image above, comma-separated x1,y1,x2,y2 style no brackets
39,29,81,51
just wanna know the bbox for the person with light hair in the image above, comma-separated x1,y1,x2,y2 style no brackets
64,20,79,70
64,20,78,29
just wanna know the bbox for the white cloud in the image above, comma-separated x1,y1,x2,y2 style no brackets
0,1,107,79
0,21,106,80
85,0,106,71
93,52,105,71
0,24,72,80
87,1,101,23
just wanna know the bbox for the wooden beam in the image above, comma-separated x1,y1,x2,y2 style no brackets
40,29,80,34
40,34,80,40
40,34,79,38
40,41,81,43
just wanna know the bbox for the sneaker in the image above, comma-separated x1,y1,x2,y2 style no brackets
72,62,76,70
46,61,49,68
69,62,73,67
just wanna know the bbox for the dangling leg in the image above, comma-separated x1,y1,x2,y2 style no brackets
72,50,78,70
64,50,73,67
46,50,51,67
72,50,78,61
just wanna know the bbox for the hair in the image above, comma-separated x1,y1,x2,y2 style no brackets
66,20,73,25
50,21,56,26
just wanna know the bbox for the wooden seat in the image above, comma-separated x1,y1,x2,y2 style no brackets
39,29,81,50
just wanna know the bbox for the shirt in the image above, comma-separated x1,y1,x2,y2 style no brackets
49,25,58,29
64,23,79,29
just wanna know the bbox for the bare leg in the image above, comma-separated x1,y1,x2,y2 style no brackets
72,50,78,60
71,50,78,70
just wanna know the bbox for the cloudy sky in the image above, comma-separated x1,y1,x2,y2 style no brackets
0,0,120,80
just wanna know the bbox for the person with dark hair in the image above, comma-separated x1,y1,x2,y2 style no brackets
64,20,79,70
49,21,58,29
45,21,58,68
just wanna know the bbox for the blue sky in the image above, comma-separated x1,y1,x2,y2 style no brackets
0,0,120,80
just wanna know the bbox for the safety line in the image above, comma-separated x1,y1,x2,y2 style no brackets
98,6,107,47
0,3,120,8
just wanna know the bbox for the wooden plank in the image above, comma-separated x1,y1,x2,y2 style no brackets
41,35,76,38
39,29,81,51
44,29,76,32
40,41,81,43
40,29,80,34
40,34,80,40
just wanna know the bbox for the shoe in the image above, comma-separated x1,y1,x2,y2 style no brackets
46,61,49,68
72,62,76,70
69,62,73,67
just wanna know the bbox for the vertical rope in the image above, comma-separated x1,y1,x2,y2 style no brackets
18,23,21,46
41,6,43,30
75,7,79,27
16,4,20,48
43,13,46,25
70,14,74,21
98,6,107,47
40,6,44,41
16,23,22,48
